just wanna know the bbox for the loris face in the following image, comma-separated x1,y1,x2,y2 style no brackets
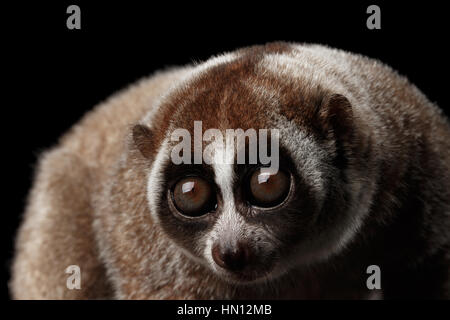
133,44,371,284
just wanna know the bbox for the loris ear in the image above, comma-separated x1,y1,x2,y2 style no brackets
132,124,154,159
315,93,354,141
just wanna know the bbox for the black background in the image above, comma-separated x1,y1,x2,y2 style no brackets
4,1,449,302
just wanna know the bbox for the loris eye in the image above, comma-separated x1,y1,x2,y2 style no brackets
247,168,291,208
171,177,217,217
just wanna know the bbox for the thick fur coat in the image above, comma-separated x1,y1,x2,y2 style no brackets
11,43,450,299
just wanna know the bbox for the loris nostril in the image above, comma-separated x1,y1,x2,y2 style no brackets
211,242,250,271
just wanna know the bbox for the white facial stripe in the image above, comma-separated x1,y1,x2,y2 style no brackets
203,139,244,267
212,139,241,240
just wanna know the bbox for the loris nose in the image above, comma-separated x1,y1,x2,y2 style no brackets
212,242,250,271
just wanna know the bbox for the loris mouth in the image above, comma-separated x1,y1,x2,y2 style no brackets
213,261,277,285
226,270,273,284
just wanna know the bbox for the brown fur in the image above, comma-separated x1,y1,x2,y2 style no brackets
11,43,450,299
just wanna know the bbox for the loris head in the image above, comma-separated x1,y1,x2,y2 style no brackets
132,43,373,285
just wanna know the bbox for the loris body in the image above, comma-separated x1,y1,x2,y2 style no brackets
11,43,450,299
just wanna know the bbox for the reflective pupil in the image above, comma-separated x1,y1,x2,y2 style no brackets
181,181,195,194
172,177,215,217
249,169,290,207
257,172,271,184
